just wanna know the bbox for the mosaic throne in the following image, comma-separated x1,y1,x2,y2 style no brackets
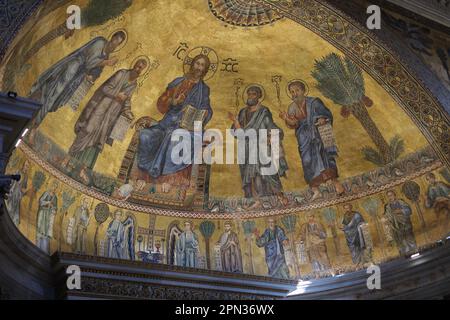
117,117,211,210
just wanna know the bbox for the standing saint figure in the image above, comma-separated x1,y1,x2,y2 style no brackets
137,54,213,190
121,215,136,261
67,58,147,173
72,197,91,254
106,210,125,259
424,173,449,236
341,203,372,265
36,181,59,254
105,210,135,260
255,218,290,279
279,80,344,201
298,213,331,275
6,160,30,226
228,85,288,210
384,190,417,255
29,31,126,128
175,221,200,268
217,221,243,273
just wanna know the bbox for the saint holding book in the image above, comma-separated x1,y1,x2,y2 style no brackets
279,80,344,201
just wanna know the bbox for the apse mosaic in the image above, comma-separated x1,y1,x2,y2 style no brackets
1,0,449,280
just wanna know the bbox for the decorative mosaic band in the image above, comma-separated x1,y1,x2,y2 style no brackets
18,142,442,219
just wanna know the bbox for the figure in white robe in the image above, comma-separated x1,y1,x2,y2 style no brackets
36,182,58,254
5,161,29,226
175,221,199,268
72,198,90,254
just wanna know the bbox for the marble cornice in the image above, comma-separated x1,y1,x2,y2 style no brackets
387,0,450,27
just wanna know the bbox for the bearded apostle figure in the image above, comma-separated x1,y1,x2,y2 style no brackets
341,203,372,266
255,218,290,279
229,85,288,210
384,190,417,255
279,80,344,201
217,221,243,273
66,58,148,175
298,213,331,276
175,221,200,268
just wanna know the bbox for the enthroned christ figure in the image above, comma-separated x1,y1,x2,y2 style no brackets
136,54,213,190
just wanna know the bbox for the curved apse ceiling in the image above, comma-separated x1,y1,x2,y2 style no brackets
2,0,449,281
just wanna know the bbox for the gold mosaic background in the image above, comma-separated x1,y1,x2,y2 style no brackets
1,0,449,280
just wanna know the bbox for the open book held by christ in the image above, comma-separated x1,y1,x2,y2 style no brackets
180,104,207,131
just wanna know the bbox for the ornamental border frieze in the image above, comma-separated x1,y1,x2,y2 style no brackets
58,253,297,285
255,0,450,167
71,276,275,300
78,267,290,292
19,142,442,219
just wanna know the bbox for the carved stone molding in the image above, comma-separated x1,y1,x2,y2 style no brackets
72,277,274,300
387,0,450,27
52,243,450,300
0,205,55,299
54,253,295,300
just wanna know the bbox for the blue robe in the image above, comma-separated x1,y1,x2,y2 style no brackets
288,97,338,186
137,77,212,178
106,219,125,259
425,182,450,208
106,216,135,260
30,37,109,126
384,199,417,255
342,211,368,264
256,226,290,279
175,231,199,268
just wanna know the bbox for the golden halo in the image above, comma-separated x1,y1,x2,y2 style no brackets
183,46,219,81
286,79,309,99
108,28,128,53
242,83,266,104
130,55,151,78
